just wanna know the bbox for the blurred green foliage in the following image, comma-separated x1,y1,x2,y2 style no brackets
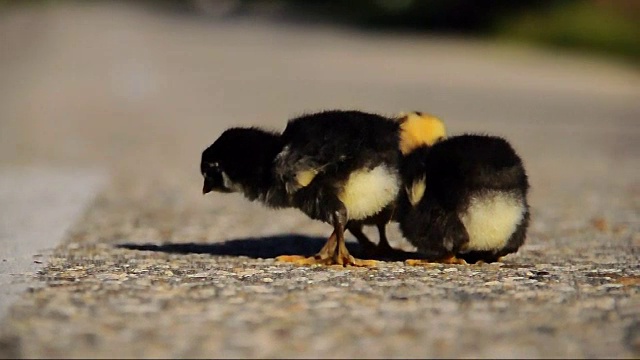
280,0,640,64
497,1,640,63
1,0,638,64
276,0,640,64
283,0,555,32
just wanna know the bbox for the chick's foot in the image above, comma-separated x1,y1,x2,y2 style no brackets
276,230,376,267
275,254,334,266
335,234,377,267
275,253,377,267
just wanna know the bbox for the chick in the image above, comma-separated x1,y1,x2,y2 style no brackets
345,111,447,258
271,110,406,266
397,134,530,264
202,110,397,266
201,110,446,266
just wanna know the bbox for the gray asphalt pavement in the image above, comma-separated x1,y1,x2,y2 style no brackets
0,168,105,325
0,2,638,358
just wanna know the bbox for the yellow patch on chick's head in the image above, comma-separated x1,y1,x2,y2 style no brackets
397,112,446,155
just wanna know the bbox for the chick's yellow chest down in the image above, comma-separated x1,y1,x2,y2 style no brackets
337,164,400,221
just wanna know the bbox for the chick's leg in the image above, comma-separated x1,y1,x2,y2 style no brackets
350,221,406,260
373,222,409,259
348,211,405,260
276,208,376,267
403,209,469,266
333,209,377,267
376,223,393,252
275,184,343,266
277,191,375,267
347,222,377,254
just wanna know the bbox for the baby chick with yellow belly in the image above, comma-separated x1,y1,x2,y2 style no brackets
398,134,530,264
201,110,446,266
343,111,446,258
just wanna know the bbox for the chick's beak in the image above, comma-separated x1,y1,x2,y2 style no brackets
202,176,215,195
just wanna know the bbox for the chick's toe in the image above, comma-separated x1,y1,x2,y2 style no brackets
342,256,378,267
275,255,331,266
275,254,377,267
405,256,467,266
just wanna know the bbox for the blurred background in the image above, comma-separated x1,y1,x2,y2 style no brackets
160,0,640,65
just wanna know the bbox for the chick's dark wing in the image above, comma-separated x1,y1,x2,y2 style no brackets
274,110,400,194
274,144,336,194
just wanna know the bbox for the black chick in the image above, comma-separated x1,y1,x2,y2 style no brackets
398,134,530,264
273,110,408,266
202,110,402,266
341,111,447,258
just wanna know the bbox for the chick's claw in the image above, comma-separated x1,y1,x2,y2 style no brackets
275,254,377,267
275,254,312,263
275,254,332,266
405,259,434,267
342,256,377,267
405,256,467,266
439,255,468,265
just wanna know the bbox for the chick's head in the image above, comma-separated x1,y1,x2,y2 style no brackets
397,111,446,155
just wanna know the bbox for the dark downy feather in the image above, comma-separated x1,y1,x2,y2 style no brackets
398,134,530,263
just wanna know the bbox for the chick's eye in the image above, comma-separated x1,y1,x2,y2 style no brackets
201,162,219,175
